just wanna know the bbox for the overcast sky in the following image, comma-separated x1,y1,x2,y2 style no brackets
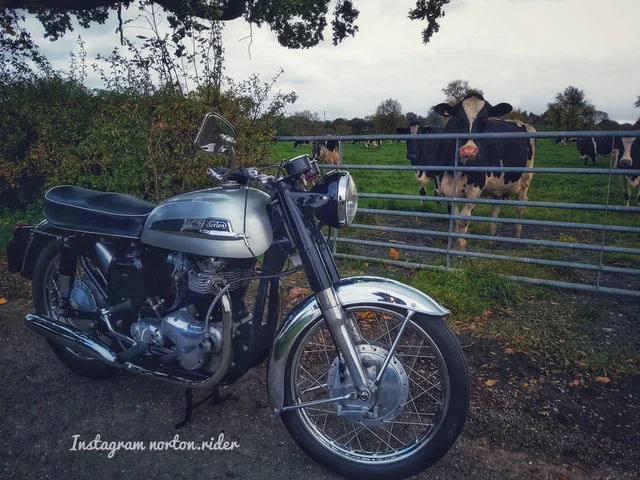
30,0,640,123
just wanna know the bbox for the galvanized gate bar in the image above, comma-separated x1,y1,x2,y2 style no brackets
319,164,640,176
334,237,640,275
333,253,640,298
359,193,640,213
348,223,640,256
279,130,640,142
359,208,640,233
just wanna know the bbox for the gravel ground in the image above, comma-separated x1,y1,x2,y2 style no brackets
0,268,638,480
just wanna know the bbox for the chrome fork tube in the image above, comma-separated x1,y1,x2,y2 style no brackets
316,287,370,396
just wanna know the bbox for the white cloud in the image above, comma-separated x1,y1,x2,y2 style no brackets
22,0,640,123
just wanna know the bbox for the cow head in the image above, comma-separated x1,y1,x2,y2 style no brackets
433,94,512,160
619,137,638,168
396,123,433,164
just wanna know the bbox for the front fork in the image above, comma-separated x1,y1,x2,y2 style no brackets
276,182,371,397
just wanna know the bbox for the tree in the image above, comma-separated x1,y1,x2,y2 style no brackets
545,86,596,131
1,0,452,59
503,108,528,123
372,98,403,133
347,117,371,135
441,79,483,104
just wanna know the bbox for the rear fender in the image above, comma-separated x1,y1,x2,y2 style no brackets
7,225,35,274
11,221,62,279
267,276,449,414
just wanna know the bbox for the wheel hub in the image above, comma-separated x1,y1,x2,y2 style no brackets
328,344,409,427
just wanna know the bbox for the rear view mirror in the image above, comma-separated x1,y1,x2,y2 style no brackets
194,113,237,154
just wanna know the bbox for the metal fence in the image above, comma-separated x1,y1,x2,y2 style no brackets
277,131,640,297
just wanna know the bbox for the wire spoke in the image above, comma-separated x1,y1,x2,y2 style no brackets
293,307,448,461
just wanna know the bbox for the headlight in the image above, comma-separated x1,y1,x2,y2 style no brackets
310,171,358,228
338,173,358,226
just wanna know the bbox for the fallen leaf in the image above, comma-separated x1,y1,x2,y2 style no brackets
0,258,7,265
363,262,369,267
504,347,514,355
595,376,611,384
288,287,310,300
559,474,569,480
569,379,581,387
550,300,559,305
480,363,489,369
389,248,400,260
521,382,529,388
485,379,497,387
0,297,7,305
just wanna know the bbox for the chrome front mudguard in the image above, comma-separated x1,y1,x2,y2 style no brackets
267,276,449,414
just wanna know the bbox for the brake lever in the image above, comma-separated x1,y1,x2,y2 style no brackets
206,167,225,181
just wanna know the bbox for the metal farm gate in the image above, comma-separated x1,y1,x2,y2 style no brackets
277,131,640,297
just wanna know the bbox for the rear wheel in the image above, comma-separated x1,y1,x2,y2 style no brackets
32,240,119,379
281,306,469,480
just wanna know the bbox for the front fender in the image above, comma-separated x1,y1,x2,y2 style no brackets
267,276,448,414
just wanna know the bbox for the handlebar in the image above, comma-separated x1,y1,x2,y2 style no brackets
206,166,275,185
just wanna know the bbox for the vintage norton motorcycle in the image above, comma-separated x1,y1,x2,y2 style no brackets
7,113,469,479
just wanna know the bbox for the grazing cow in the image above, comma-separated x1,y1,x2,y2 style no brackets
364,139,381,150
396,122,436,196
428,94,536,250
618,137,640,206
576,137,622,167
312,140,340,165
555,137,567,146
293,140,310,148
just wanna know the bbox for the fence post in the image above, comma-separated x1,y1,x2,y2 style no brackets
445,137,461,269
596,136,616,291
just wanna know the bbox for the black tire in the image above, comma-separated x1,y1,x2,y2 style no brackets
281,307,469,480
32,240,119,380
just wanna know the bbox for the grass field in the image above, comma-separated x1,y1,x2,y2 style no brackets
272,137,640,291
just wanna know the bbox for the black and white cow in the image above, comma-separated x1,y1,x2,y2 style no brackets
576,137,621,167
555,137,567,146
618,137,640,207
293,140,310,148
364,139,381,150
312,140,340,165
396,122,436,196
425,94,535,250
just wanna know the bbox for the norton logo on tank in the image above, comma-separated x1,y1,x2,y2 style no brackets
182,218,231,233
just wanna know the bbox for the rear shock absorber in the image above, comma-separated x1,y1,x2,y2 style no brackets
57,237,78,302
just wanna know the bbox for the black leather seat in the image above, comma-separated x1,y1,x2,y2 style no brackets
44,186,156,238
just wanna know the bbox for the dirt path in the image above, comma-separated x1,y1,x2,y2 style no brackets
0,271,638,480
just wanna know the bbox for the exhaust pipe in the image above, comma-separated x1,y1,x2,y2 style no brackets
25,313,120,368
24,292,233,389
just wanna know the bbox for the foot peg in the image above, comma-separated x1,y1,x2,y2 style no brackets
116,342,148,364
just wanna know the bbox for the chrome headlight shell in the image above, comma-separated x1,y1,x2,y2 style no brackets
338,172,358,226
310,171,358,228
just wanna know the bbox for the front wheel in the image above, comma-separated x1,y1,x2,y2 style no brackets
281,306,469,480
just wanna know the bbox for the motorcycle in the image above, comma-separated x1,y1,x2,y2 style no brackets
7,113,469,480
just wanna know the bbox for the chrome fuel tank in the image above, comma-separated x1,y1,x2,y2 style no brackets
141,187,272,258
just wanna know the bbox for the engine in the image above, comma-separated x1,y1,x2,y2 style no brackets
126,251,255,372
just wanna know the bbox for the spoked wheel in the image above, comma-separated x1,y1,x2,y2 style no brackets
281,306,469,480
32,240,119,379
